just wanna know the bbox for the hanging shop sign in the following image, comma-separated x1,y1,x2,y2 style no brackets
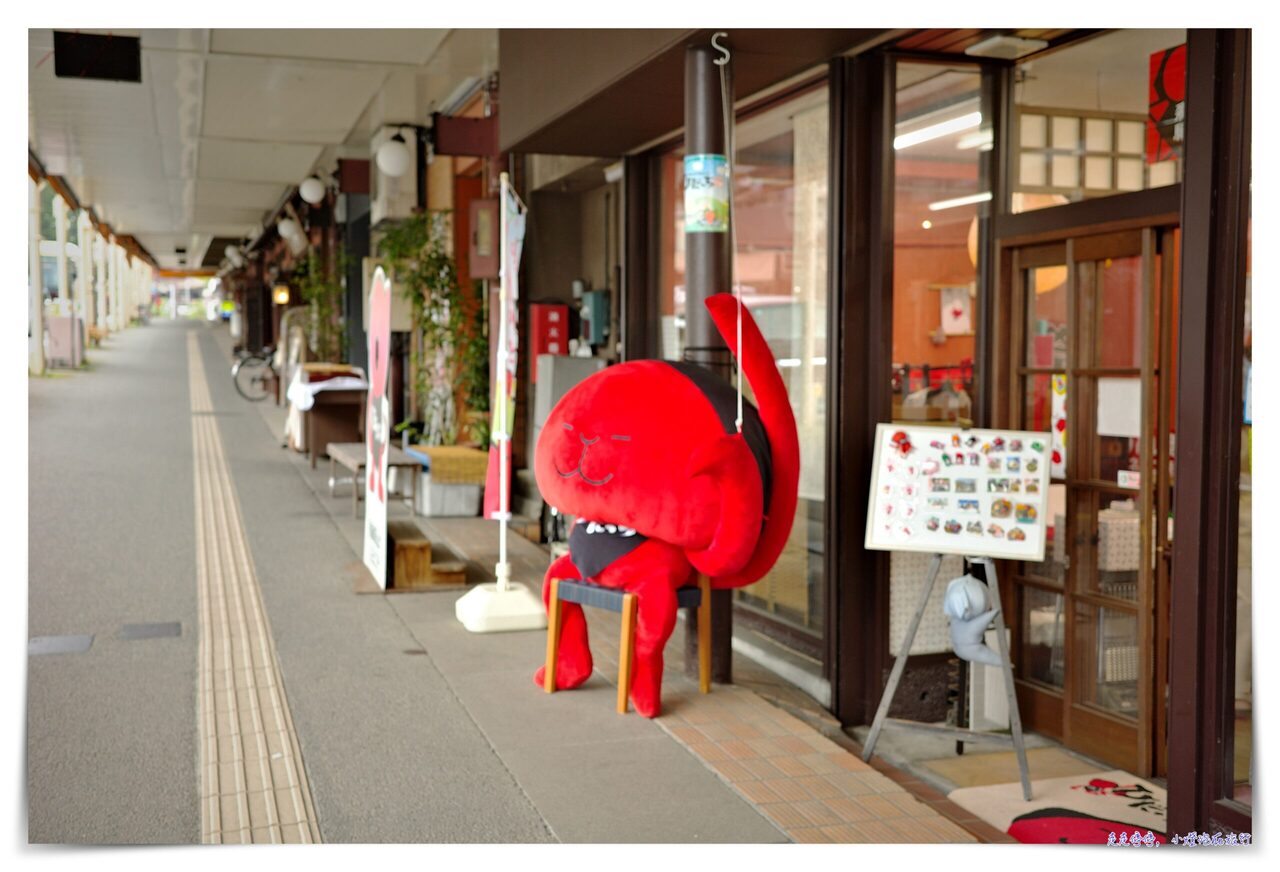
683,154,729,233
363,267,393,589
864,424,1053,562
1147,44,1186,164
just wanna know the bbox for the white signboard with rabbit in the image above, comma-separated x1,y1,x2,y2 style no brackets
864,424,1053,562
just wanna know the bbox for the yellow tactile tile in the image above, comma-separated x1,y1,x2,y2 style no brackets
189,335,322,845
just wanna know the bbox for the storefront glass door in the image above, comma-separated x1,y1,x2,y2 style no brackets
1009,226,1178,775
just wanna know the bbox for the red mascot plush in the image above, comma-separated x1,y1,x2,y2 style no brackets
533,293,799,717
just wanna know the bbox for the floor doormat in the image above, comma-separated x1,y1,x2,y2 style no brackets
948,769,1167,844
922,747,1102,789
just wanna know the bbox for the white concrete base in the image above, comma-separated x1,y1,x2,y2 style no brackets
455,582,547,633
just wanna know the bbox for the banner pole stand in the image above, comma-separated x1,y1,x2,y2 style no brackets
456,172,546,634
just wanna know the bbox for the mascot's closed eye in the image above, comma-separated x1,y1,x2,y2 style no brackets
532,293,800,717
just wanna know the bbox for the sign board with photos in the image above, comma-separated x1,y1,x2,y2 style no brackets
864,424,1053,561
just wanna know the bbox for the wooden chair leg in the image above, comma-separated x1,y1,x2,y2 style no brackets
697,574,712,694
618,592,638,714
544,579,562,693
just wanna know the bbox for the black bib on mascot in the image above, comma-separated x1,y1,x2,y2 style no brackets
533,293,800,717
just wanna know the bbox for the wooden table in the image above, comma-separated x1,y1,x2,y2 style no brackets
326,442,422,517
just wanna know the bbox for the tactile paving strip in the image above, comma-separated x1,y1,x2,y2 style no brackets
189,333,321,844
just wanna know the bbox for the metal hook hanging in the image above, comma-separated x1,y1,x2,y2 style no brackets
712,32,730,65
710,31,743,432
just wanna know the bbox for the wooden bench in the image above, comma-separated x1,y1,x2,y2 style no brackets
325,442,422,517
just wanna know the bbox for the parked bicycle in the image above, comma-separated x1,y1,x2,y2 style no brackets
232,346,277,402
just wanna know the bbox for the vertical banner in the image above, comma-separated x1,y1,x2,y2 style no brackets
483,178,528,520
363,267,393,588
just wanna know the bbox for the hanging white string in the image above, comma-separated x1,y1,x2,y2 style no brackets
712,32,743,434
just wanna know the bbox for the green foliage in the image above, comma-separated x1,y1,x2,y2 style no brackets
378,212,487,445
295,249,347,362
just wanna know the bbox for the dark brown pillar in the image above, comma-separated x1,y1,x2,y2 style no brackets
682,41,734,685
1166,28,1252,837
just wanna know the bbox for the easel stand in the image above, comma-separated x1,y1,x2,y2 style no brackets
861,553,1033,801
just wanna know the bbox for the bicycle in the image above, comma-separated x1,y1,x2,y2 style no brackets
232,346,277,402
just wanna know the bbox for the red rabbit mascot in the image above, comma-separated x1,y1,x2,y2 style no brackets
533,293,800,717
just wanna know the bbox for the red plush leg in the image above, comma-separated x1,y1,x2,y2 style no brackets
626,574,679,718
533,555,593,691
597,541,692,718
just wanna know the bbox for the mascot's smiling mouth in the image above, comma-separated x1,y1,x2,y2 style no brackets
555,460,614,486
554,430,616,486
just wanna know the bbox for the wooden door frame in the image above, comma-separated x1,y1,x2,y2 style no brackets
995,214,1177,775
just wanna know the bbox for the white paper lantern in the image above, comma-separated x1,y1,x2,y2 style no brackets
299,176,326,205
277,217,301,240
224,244,245,268
376,133,411,178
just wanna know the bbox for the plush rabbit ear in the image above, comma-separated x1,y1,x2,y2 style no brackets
703,293,800,588
681,433,764,579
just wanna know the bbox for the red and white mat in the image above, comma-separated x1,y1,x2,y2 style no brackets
948,769,1167,844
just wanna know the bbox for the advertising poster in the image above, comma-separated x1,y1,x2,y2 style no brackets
363,267,393,588
1050,374,1068,478
1147,44,1186,164
939,285,973,335
864,424,1053,562
683,154,729,233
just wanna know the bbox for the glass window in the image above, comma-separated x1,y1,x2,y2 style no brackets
1013,30,1187,212
659,85,830,638
1021,586,1065,688
891,62,986,427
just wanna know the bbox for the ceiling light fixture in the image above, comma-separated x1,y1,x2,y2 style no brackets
928,191,993,212
965,35,1049,61
376,130,412,178
895,111,983,150
299,175,326,205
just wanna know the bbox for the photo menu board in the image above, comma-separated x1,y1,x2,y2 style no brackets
864,424,1053,562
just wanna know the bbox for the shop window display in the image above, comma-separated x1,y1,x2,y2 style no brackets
659,85,829,639
891,63,985,428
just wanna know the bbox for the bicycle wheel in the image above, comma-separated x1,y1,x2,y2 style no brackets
233,355,272,402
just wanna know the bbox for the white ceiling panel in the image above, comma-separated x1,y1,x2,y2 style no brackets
197,138,324,183
194,204,268,226
201,54,387,144
195,179,284,209
210,29,449,67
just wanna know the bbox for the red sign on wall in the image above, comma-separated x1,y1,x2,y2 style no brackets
1147,44,1186,164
